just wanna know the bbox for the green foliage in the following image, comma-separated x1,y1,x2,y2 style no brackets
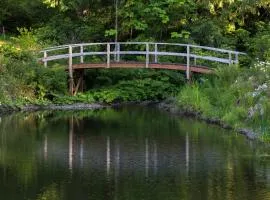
94,78,179,103
53,92,95,104
37,184,60,200
0,0,269,55
177,84,212,116
63,78,178,104
250,23,270,61
35,64,68,99
85,69,185,88
222,107,247,127
0,33,68,104
177,62,270,138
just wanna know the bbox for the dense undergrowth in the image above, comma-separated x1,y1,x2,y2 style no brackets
177,63,270,141
0,31,184,107
0,31,68,106
55,78,180,104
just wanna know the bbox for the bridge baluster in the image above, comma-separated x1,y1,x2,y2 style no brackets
235,53,239,64
80,45,84,64
146,43,149,68
154,44,158,63
43,51,47,68
229,52,232,65
117,43,120,62
186,45,190,80
107,43,111,68
113,43,117,61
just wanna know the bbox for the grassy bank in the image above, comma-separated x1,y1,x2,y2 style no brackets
177,63,270,141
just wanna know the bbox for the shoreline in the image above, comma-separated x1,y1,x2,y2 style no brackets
0,100,258,140
155,99,257,140
0,103,107,116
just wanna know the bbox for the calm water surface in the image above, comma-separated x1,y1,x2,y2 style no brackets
0,106,270,200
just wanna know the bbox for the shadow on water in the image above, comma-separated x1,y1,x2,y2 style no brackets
0,106,270,200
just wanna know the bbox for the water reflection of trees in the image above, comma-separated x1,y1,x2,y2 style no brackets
0,107,270,200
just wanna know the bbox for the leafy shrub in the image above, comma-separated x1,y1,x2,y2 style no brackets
34,64,68,99
53,93,95,104
0,31,68,104
90,78,180,104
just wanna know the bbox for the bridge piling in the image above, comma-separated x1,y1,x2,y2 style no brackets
73,70,85,95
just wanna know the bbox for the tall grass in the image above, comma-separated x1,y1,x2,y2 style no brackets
177,63,270,140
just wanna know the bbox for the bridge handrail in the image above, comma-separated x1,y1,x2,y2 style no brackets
41,42,246,80
41,42,245,55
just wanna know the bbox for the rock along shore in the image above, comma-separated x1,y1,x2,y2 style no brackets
0,103,106,116
156,99,257,140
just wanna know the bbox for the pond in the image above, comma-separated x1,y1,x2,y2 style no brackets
0,106,269,200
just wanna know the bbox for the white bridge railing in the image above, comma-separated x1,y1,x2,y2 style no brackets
41,42,246,80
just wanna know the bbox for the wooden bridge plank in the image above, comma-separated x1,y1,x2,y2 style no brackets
72,62,213,74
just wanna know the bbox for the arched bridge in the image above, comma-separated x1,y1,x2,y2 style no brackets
41,42,245,95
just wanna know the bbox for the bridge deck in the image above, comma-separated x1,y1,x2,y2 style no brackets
72,62,213,74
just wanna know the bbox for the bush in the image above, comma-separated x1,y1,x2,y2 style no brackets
90,78,180,104
0,31,68,104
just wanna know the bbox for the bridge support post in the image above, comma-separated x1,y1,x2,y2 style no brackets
73,70,85,96
186,45,190,80
68,45,74,95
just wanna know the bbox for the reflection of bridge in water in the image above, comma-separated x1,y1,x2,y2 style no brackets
42,117,192,176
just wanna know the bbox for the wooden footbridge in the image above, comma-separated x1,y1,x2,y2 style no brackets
40,42,245,95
